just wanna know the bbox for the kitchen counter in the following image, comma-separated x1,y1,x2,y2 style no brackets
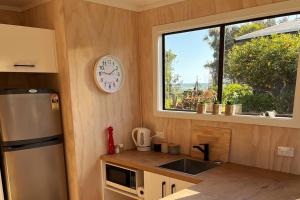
100,150,300,200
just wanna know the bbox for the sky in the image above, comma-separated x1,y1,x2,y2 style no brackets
165,29,215,84
164,14,299,85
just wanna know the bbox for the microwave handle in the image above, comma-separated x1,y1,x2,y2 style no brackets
161,181,166,198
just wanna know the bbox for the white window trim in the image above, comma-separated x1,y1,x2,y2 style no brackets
152,0,300,128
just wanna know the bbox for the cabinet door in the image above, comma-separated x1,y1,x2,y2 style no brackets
169,178,194,195
144,171,170,200
0,24,58,73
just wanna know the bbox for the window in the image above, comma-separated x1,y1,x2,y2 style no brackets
162,12,300,117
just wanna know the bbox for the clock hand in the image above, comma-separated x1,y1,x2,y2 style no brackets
108,68,118,75
100,67,118,75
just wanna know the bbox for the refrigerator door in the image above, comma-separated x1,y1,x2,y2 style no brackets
3,142,68,200
0,89,62,142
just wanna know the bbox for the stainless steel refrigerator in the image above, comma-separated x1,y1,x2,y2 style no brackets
0,89,68,200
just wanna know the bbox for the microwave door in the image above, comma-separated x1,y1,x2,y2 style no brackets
130,171,136,189
106,164,137,194
106,165,131,186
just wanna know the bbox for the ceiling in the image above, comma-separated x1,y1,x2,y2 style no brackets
0,0,184,12
0,0,50,11
85,0,185,11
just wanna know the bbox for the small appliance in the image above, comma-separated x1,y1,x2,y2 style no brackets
105,163,143,194
131,128,152,151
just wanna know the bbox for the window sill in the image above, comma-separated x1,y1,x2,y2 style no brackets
154,110,300,128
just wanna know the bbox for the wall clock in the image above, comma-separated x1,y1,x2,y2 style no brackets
94,55,124,93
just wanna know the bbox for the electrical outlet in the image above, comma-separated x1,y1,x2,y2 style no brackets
277,146,295,157
155,131,165,139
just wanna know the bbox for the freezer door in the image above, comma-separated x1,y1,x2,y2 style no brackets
0,92,62,141
3,143,68,200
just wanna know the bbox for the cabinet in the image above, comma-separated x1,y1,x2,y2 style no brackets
0,24,58,73
169,178,194,195
144,171,194,200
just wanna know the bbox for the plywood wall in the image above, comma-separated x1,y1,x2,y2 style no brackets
21,1,80,199
61,0,141,199
0,1,141,199
1,0,299,200
0,9,22,25
138,0,300,175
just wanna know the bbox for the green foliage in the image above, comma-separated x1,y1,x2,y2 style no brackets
226,34,300,93
222,84,253,104
225,34,300,113
239,93,276,113
204,18,299,114
226,101,233,105
164,49,182,109
199,89,217,104
165,98,173,109
235,23,266,37
165,49,177,95
204,28,220,85
234,19,276,38
204,20,272,85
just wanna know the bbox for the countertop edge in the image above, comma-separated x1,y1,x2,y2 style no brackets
100,154,203,184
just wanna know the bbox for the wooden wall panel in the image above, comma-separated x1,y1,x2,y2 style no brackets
0,9,22,25
138,0,300,175
190,125,231,162
61,0,141,199
22,1,80,200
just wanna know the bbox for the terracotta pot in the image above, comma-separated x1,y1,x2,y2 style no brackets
212,104,222,115
197,103,207,114
225,104,235,116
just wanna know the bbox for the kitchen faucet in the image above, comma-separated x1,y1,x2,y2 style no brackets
193,144,210,161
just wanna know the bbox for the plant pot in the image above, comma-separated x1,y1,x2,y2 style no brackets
197,104,207,114
212,104,222,115
234,104,242,114
225,104,235,116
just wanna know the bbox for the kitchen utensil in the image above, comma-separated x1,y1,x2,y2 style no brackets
161,142,168,153
153,143,161,152
132,128,152,151
168,144,180,155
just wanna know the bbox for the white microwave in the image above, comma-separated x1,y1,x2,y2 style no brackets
105,163,143,194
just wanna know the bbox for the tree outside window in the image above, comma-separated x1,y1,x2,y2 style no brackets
163,13,300,117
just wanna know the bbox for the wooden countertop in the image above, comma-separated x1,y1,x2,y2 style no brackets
101,150,202,184
100,150,300,200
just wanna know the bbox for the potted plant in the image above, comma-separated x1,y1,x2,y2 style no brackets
197,100,207,114
225,92,240,116
212,99,222,115
225,100,235,116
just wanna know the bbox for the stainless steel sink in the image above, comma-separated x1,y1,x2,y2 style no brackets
159,158,220,175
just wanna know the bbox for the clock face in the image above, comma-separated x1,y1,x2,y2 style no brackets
94,55,124,93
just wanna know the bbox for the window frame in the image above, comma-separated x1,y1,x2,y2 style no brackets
152,0,300,128
162,24,223,111
161,11,300,114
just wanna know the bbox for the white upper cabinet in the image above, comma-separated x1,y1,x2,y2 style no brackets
0,24,58,73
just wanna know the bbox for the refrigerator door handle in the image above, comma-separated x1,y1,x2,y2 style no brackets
1,135,63,152
4,144,27,151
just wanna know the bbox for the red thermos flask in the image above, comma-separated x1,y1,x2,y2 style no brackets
107,126,115,154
